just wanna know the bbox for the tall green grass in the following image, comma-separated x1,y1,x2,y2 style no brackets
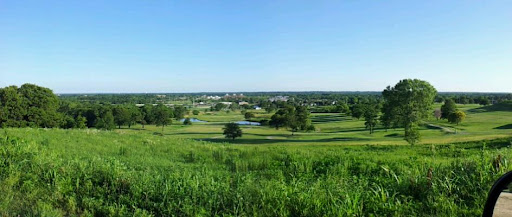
1,128,511,216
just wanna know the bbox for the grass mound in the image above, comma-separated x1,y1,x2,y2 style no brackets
469,101,512,113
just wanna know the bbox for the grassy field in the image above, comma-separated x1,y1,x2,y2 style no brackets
2,103,512,216
2,128,512,216
122,103,512,146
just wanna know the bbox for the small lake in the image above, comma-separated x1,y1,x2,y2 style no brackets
236,121,261,126
180,118,207,123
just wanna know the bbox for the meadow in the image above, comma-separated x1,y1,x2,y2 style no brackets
132,103,512,146
2,128,512,216
1,103,512,216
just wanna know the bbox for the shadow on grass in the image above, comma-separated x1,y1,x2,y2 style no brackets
194,136,370,145
494,124,512,130
325,127,387,133
118,127,147,131
311,114,352,123
467,101,512,113
385,133,402,138
166,132,219,135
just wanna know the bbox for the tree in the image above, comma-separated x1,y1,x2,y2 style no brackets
363,103,379,134
434,109,442,120
380,101,395,131
0,86,26,127
113,106,131,129
213,103,227,111
270,110,287,130
295,105,311,131
0,84,61,128
183,117,192,125
154,104,171,132
223,122,242,140
382,79,437,145
192,110,200,115
75,115,87,129
244,112,255,120
336,103,350,114
95,106,115,130
478,97,491,106
404,123,421,145
173,106,187,120
140,105,154,128
440,99,456,119
128,106,141,128
230,103,240,111
18,84,61,128
351,104,365,120
270,105,312,135
448,110,466,126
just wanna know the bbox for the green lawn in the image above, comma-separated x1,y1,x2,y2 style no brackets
2,127,511,216
118,104,512,146
3,104,511,216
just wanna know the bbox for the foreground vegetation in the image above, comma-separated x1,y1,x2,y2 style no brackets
2,128,511,216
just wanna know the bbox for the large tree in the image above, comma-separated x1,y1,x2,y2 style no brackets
154,104,171,132
270,109,288,130
173,106,186,120
350,104,365,120
128,106,141,128
270,105,311,135
382,79,437,145
95,106,115,130
0,84,61,128
0,86,26,127
113,106,131,129
223,122,242,140
363,103,380,134
140,104,154,128
441,99,457,119
448,110,466,126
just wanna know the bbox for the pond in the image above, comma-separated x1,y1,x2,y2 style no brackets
180,118,207,123
235,121,261,126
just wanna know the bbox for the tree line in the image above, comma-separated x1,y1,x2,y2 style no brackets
0,84,190,131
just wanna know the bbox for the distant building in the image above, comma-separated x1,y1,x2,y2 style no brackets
254,106,262,110
269,96,289,102
206,95,221,100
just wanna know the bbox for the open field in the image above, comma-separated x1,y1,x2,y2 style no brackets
2,127,512,216
2,101,512,216
112,104,512,146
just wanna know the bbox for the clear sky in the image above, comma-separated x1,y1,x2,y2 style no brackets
1,0,511,93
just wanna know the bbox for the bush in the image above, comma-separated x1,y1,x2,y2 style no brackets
259,119,270,126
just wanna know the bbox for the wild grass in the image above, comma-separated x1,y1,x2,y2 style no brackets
1,128,511,216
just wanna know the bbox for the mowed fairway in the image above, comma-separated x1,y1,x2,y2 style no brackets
119,104,512,146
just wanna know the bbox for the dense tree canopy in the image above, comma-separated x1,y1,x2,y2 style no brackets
363,103,380,134
153,104,171,132
382,79,437,145
0,84,61,128
223,123,242,140
441,99,457,120
448,110,466,126
270,105,312,135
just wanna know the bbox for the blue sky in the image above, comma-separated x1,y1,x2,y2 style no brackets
1,0,511,93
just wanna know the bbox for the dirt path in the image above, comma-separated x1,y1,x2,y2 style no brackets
426,123,455,133
494,192,512,217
